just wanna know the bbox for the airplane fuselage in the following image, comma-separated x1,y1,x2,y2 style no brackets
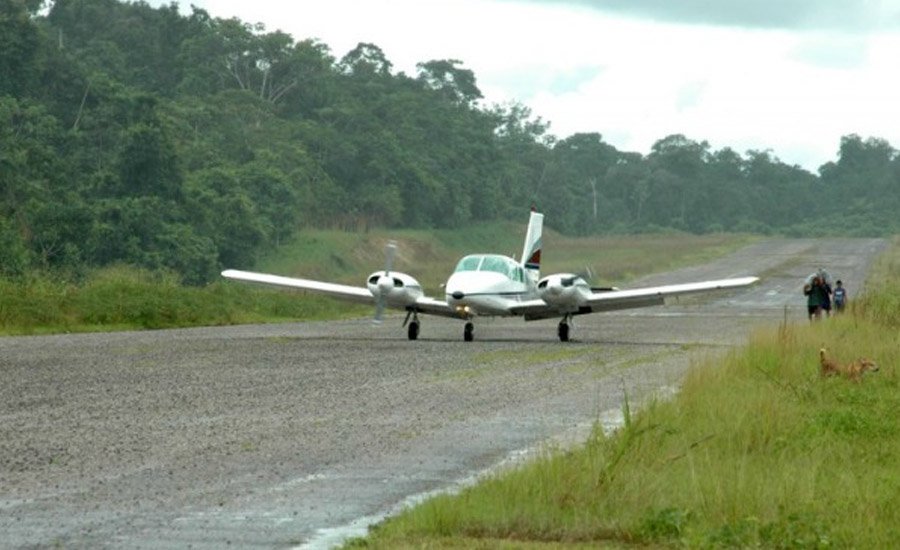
444,254,538,317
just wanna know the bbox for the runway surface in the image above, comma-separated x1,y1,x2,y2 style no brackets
0,238,886,548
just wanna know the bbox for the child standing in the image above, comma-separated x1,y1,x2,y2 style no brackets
833,280,847,313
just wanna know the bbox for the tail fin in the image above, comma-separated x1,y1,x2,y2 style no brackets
521,210,543,276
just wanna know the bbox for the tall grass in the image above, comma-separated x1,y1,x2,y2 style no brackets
0,265,367,335
353,239,900,548
855,235,900,328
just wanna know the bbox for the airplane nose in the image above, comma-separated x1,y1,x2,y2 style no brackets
377,275,393,294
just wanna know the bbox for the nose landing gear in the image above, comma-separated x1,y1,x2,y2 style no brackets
557,314,573,342
404,311,420,340
463,322,474,342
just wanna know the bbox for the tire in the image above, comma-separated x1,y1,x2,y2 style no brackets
408,321,419,341
558,322,570,342
463,322,474,342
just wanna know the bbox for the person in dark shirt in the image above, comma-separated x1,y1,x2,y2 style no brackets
804,276,829,321
821,280,833,317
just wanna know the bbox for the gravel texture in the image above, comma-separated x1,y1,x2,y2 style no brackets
0,238,886,548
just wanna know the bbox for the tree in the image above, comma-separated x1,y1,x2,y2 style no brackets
0,217,30,277
6,0,898,288
490,102,553,219
0,97,66,269
818,134,899,233
416,59,482,106
339,42,393,77
0,0,41,96
703,147,747,231
271,38,337,117
547,133,619,232
645,134,710,229
605,152,649,228
117,119,183,200
744,149,816,229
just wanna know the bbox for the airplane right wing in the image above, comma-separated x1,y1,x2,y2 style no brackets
580,276,759,310
510,276,758,320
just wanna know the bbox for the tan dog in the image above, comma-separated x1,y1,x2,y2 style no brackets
819,348,879,381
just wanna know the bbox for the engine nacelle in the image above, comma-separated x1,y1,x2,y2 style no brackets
537,273,590,308
366,271,423,307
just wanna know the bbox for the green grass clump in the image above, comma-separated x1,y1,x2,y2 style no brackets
854,236,900,328
352,241,900,548
0,265,367,334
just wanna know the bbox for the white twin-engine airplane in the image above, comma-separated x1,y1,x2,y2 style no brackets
222,211,758,342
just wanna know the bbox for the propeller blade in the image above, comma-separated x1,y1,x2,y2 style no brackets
562,266,594,288
384,240,397,275
373,240,398,324
373,297,385,324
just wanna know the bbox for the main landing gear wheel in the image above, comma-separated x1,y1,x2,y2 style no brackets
463,322,474,342
557,321,570,342
407,320,420,340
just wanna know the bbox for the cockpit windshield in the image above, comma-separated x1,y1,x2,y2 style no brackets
454,255,482,273
453,255,525,282
480,256,510,276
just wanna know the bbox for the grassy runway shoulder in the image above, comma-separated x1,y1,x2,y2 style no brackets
348,237,900,548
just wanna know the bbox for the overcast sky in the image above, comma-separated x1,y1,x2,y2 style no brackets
163,0,900,172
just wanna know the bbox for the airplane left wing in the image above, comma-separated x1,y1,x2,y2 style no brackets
510,276,759,321
221,269,456,317
222,269,374,304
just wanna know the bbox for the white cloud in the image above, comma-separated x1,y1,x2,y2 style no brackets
164,0,900,171
523,0,900,31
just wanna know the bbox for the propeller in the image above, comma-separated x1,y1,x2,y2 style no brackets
580,265,619,292
373,240,398,324
560,267,593,288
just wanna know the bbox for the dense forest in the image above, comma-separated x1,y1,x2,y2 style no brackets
2,0,899,284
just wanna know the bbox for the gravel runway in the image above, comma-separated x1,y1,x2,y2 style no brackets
0,238,886,548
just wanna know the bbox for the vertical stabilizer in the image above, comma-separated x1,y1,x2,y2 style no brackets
521,210,543,276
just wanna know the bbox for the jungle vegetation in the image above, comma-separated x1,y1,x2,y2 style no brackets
2,0,899,285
